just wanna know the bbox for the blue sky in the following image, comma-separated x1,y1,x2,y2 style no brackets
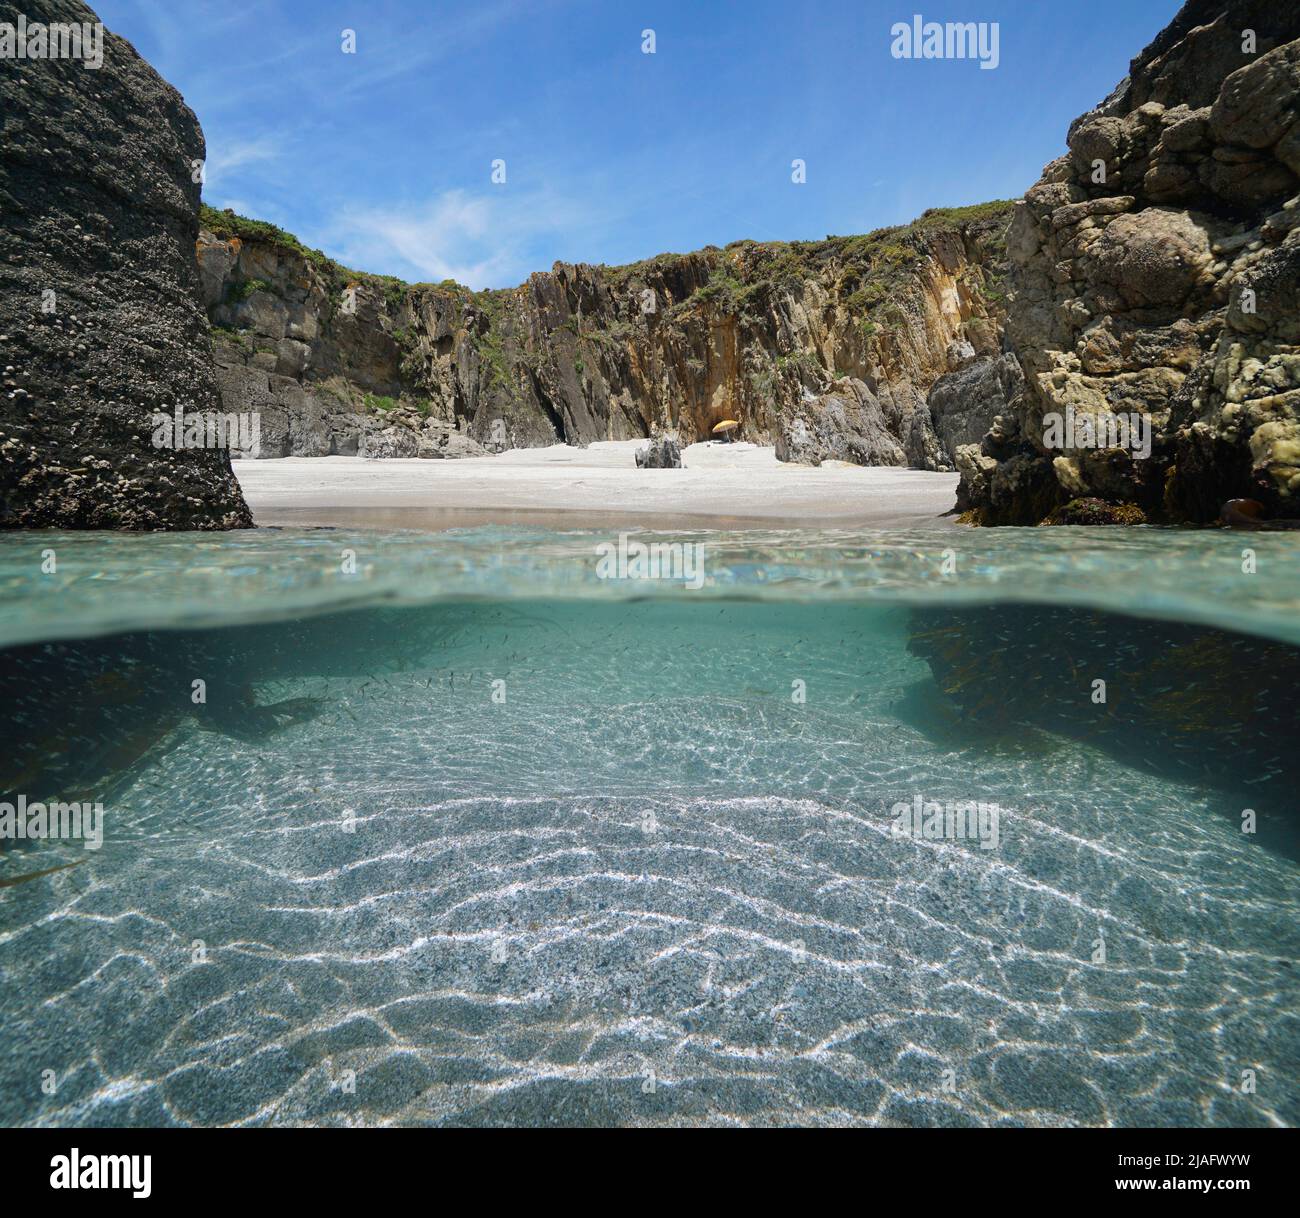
96,0,1182,288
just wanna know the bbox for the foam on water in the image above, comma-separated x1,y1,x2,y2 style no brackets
0,531,1297,1127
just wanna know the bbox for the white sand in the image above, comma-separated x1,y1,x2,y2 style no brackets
233,440,960,530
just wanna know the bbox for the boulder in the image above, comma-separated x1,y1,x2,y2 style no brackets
1087,208,1216,309
635,435,683,468
359,426,419,459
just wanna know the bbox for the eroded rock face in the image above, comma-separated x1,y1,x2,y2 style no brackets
775,379,907,467
0,0,252,529
929,353,1025,463
959,0,1300,524
200,204,1014,466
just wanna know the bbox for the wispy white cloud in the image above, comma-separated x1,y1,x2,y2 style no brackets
327,0,554,100
315,187,600,289
203,135,285,191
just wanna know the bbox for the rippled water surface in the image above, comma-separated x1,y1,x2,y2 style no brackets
0,527,1297,1126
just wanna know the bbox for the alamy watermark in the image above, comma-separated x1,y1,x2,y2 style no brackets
890,794,1001,850
1,795,104,850
890,15,999,70
1042,404,1152,460
595,533,706,590
50,1150,150,1199
0,15,104,68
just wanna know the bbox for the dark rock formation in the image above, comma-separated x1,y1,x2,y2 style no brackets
199,201,1015,467
958,0,1300,524
0,0,252,529
635,435,682,468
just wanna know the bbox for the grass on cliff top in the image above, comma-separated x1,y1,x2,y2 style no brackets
602,200,1014,275
727,199,1016,277
199,204,439,306
199,198,1016,316
200,205,335,269
597,198,1016,318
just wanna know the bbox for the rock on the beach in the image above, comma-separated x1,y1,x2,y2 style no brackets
416,422,490,459
0,0,252,529
359,426,419,460
635,435,683,468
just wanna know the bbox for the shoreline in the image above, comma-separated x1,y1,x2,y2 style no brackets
233,440,962,531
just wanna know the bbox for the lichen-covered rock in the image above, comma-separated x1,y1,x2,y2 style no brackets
958,0,1300,524
1087,207,1217,308
1166,231,1300,516
0,0,252,529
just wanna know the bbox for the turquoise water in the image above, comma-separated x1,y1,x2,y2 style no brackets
0,526,1297,1127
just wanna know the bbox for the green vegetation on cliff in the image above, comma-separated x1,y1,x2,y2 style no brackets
201,196,1017,449
200,204,433,305
201,199,1013,311
200,205,335,271
592,199,1017,333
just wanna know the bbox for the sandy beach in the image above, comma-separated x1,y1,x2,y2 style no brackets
233,440,961,530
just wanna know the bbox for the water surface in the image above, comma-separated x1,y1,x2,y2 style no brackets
0,526,1296,1126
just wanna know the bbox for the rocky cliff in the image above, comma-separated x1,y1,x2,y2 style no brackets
13,0,1287,531
199,201,1015,469
0,0,252,529
957,0,1300,524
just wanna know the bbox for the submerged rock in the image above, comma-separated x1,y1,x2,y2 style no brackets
0,0,251,529
909,601,1300,801
1039,497,1148,526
